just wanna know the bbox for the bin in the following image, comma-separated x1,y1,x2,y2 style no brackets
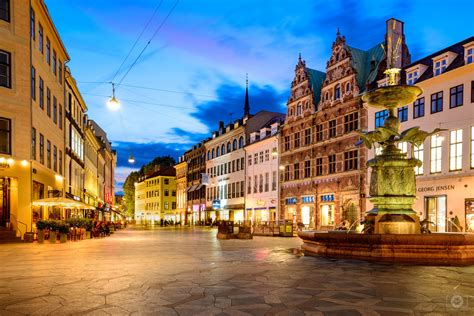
279,220,293,237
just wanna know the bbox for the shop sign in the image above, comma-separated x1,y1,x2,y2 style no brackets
302,196,314,204
0,162,10,170
417,185,455,193
285,197,297,205
212,199,221,210
320,194,335,202
218,177,230,182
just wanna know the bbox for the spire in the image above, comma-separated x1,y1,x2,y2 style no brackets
336,27,340,37
244,73,250,117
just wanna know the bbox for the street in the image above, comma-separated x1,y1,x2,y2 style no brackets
0,228,473,315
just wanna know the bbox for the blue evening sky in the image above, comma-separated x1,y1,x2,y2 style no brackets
45,0,473,191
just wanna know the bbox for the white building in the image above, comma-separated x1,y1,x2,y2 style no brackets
367,36,474,233
244,120,283,222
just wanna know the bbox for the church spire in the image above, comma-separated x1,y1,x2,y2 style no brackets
244,73,250,117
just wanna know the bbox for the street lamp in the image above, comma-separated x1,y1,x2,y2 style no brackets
128,153,135,164
107,83,120,111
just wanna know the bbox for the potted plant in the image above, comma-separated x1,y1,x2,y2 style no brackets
49,220,58,243
85,218,93,239
59,222,69,243
36,220,47,243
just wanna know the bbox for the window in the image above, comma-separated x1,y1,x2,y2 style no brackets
0,118,11,154
284,136,290,151
304,160,311,178
0,50,11,88
172,190,176,196
414,144,423,175
329,119,336,138
397,141,408,154
344,112,358,133
46,140,51,169
294,132,300,148
59,149,62,173
272,171,277,191
413,97,424,119
265,149,269,161
449,129,462,171
164,189,169,196
430,134,442,173
294,163,300,180
38,77,44,109
265,173,269,192
221,144,225,155
254,153,258,164
304,128,311,145
31,127,36,159
398,106,408,122
471,127,474,169
407,71,418,85
46,88,51,117
227,142,231,153
0,0,10,22
216,146,220,157
240,181,244,197
316,158,323,176
259,152,263,163
248,155,252,166
259,174,263,192
30,8,35,40
247,177,251,194
334,84,341,100
239,136,244,148
53,145,57,172
296,103,302,116
344,150,358,171
434,59,447,76
346,82,351,93
328,155,336,174
431,91,443,113
31,67,36,100
467,48,473,64
46,38,51,65
59,104,63,129
284,165,290,181
39,134,44,164
253,175,258,193
38,23,43,53
316,124,323,142
233,139,237,150
450,85,463,108
53,96,57,123
164,202,169,210
375,110,388,128
232,160,235,172
240,157,244,170
58,61,62,84
164,178,169,185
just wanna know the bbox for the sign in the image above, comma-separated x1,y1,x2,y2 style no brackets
417,185,455,193
0,162,10,170
320,194,335,202
212,199,221,210
285,197,297,205
201,173,209,185
302,195,315,204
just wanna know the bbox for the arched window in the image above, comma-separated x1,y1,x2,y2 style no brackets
325,92,329,101
207,150,210,160
227,142,231,153
290,108,294,116
334,84,341,100
346,82,351,93
221,144,225,155
233,139,237,150
239,136,244,148
212,148,215,158
296,103,302,116
216,147,220,157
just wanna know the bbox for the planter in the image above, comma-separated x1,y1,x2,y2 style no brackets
37,230,45,243
86,231,91,239
49,231,57,243
60,233,67,243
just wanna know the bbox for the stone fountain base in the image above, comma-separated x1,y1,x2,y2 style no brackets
298,231,474,265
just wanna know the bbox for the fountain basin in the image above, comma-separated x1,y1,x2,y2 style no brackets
361,85,422,109
299,231,474,265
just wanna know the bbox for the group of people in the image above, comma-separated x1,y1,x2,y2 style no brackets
92,221,127,237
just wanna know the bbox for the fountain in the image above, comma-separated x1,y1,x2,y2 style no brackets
298,33,474,264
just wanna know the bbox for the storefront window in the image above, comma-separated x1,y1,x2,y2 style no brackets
424,196,446,232
321,204,334,226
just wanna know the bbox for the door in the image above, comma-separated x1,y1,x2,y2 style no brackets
0,178,10,227
320,204,334,227
424,196,447,232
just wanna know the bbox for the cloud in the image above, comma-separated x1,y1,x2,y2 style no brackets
113,141,185,168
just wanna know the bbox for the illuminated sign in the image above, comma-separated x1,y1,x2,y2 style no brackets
302,196,314,204
212,199,221,210
320,194,334,202
285,197,297,205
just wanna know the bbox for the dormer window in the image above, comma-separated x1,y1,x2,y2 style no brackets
334,84,341,100
466,47,473,64
407,70,418,85
434,59,447,76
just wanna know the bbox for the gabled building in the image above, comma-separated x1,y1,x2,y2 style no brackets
280,19,407,230
174,156,187,224
184,142,206,225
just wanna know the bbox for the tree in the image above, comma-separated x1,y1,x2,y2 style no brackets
122,156,176,217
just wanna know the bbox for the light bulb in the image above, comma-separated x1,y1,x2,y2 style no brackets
107,96,120,111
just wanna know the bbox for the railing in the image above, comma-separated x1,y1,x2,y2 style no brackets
10,214,27,240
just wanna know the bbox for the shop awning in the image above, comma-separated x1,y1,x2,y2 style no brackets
32,197,95,209
186,185,197,192
194,184,204,191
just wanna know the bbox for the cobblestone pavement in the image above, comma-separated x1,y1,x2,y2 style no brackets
0,227,473,315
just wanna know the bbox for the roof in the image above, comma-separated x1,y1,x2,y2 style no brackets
144,166,176,180
405,36,474,84
306,68,326,105
346,43,385,92
245,110,286,135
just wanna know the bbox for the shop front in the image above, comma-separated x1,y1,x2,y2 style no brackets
284,197,297,224
415,176,474,233
318,193,335,230
301,195,315,229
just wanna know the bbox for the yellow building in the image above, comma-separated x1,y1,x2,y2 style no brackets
174,158,187,224
134,166,177,225
0,0,69,234
83,118,101,208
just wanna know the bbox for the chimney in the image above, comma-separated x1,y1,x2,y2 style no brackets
218,121,224,135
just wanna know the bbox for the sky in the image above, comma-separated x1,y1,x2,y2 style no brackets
45,0,473,193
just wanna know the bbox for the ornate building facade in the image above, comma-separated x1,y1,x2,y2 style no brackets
279,21,405,230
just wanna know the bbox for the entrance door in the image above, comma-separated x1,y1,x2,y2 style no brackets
320,204,334,227
0,178,10,227
424,196,447,232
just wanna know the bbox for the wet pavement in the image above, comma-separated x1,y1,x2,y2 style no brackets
0,227,473,315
